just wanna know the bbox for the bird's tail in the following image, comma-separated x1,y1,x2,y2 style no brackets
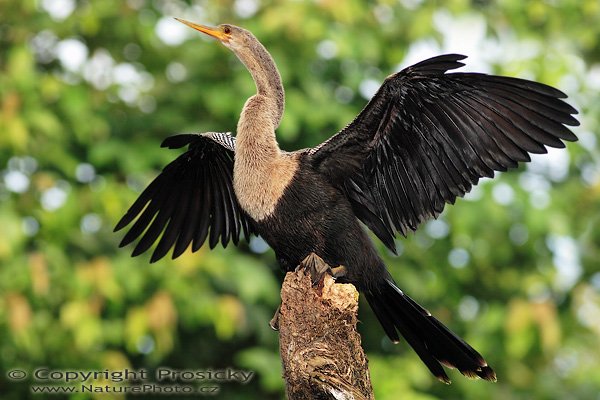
364,278,496,384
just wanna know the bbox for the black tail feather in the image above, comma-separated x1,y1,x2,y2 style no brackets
365,279,496,383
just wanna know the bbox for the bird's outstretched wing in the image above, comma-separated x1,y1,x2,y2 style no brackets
114,132,254,262
309,54,578,244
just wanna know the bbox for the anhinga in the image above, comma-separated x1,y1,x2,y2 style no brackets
115,19,578,383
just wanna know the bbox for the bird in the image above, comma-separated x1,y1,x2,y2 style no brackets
114,19,579,384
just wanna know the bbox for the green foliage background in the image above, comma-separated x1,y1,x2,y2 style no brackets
1,0,599,399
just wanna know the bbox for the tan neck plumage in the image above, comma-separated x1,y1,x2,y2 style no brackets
231,35,298,221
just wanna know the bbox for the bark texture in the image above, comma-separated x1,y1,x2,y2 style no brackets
278,254,374,400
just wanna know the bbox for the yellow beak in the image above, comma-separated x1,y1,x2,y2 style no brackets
175,18,228,41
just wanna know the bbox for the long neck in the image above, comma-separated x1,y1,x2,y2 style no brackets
234,38,285,129
230,33,299,222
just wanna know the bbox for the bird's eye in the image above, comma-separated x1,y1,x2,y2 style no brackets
223,26,231,34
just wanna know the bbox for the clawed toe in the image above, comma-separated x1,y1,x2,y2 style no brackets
300,253,347,286
269,304,281,330
330,265,347,279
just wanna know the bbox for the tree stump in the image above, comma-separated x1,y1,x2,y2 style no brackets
277,253,374,399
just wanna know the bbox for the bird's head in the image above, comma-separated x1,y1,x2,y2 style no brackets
175,18,252,52
175,17,285,126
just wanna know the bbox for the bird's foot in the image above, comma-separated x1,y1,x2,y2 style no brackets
300,253,347,287
330,265,347,279
301,253,330,286
271,255,347,330
269,304,281,331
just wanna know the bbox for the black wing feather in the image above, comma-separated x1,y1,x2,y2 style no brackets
151,178,192,263
208,160,225,249
172,184,202,259
118,183,170,248
214,151,241,245
132,188,178,257
115,132,255,262
309,54,578,242
192,166,212,252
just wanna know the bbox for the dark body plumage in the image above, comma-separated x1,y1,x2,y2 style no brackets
254,156,497,381
255,159,374,277
115,22,578,384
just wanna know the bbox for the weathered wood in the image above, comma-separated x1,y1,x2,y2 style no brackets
277,253,374,400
